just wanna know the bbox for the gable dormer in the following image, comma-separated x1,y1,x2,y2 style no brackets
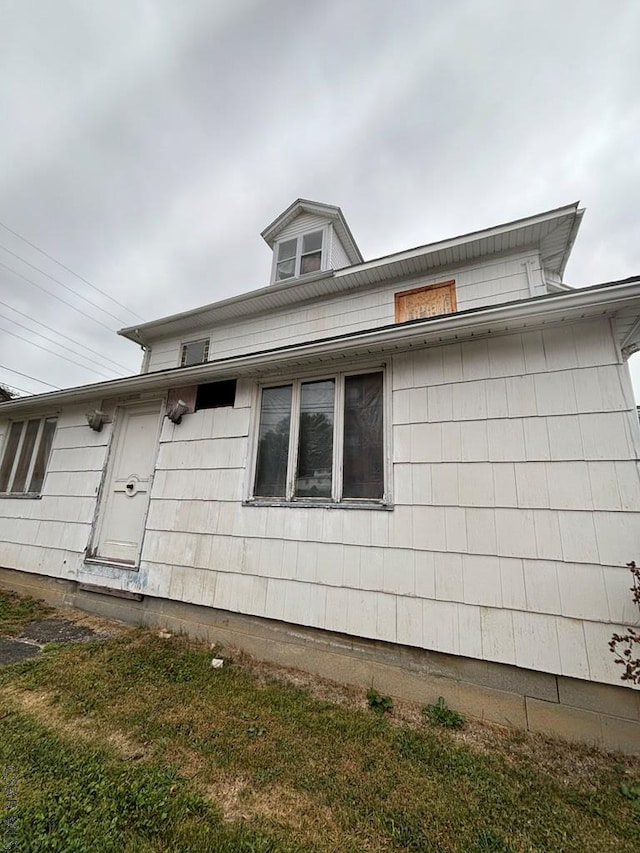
261,199,363,284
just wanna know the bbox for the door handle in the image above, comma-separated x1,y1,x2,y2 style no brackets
126,483,134,492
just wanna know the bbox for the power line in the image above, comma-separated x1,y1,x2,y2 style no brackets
0,259,117,334
0,308,129,377
0,363,59,390
0,242,132,326
0,321,122,381
0,219,144,322
0,296,133,372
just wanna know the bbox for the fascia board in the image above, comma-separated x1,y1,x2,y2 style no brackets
343,203,581,276
6,278,640,418
123,204,581,343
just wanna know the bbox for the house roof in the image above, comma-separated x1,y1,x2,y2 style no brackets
3,276,639,417
260,198,363,265
120,202,584,345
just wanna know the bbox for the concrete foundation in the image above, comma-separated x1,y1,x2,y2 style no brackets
1,565,638,755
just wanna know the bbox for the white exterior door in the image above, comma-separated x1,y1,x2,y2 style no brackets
93,402,162,565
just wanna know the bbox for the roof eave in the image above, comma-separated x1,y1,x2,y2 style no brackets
6,277,640,417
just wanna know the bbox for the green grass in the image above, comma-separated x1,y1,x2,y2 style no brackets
1,590,639,852
0,590,52,636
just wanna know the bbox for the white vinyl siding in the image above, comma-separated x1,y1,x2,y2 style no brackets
1,320,639,690
146,253,537,373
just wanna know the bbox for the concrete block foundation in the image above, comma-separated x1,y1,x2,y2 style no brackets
1,565,638,755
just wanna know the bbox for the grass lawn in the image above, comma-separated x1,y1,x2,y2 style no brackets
0,590,639,852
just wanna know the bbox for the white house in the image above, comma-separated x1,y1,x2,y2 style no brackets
1,199,639,752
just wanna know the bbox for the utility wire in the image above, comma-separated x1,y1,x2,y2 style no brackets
0,242,131,326
0,308,129,377
0,297,132,372
0,321,123,381
0,219,144,321
0,260,117,334
0,363,59,390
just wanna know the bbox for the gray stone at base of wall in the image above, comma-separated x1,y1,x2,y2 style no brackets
1,565,638,755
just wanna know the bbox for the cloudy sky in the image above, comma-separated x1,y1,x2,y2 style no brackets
1,0,639,398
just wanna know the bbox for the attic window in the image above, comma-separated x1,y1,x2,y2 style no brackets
274,230,324,281
195,380,236,410
180,339,209,367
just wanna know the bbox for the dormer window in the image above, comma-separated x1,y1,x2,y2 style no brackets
274,230,324,282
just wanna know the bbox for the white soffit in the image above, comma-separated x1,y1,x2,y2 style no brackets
120,203,584,344
6,278,640,417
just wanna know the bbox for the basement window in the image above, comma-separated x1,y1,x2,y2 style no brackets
0,417,57,496
195,380,237,410
180,338,209,367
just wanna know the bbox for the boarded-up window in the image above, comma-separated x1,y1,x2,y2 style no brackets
395,280,456,322
0,417,57,495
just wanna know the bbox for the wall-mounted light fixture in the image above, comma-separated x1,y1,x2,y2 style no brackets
86,409,107,432
166,399,189,424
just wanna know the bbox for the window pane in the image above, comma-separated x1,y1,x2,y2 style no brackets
0,421,24,492
181,340,208,366
300,252,321,274
254,386,292,497
11,419,40,493
277,239,297,261
302,231,322,253
343,373,384,499
28,418,56,494
295,380,334,498
276,258,296,280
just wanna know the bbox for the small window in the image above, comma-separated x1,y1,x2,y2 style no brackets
253,370,384,503
180,339,209,367
195,380,237,410
395,281,457,322
0,417,57,496
274,230,324,282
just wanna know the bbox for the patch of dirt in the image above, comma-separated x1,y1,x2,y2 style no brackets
0,636,41,665
203,773,339,834
1,685,149,761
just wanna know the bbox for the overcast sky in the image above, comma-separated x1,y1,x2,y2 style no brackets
1,0,639,399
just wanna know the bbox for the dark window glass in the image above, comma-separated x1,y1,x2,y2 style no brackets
28,418,56,494
300,230,322,274
180,339,209,367
12,419,40,493
0,421,24,492
295,380,334,498
276,239,297,280
343,372,384,499
254,386,292,497
195,380,236,410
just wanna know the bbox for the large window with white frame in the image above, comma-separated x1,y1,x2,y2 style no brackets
252,370,385,503
0,416,57,496
273,229,325,282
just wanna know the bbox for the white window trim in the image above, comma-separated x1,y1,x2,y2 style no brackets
270,225,331,284
245,364,392,508
0,416,57,498
179,338,210,367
